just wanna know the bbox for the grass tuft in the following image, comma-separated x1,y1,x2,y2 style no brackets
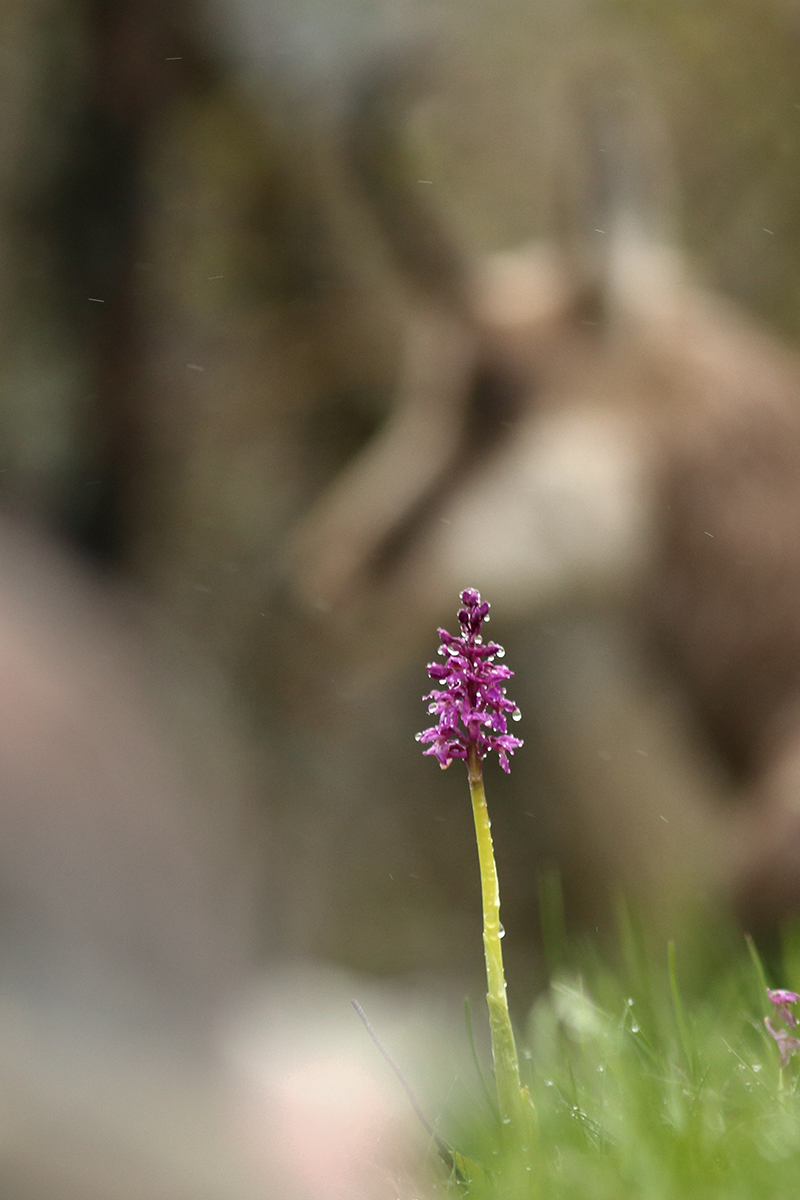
430,923,800,1199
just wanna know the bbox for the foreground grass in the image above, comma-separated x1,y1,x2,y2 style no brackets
428,921,800,1200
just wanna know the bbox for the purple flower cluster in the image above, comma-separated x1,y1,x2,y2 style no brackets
766,988,800,1067
416,589,523,773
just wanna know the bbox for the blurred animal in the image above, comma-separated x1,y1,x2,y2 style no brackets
8,0,800,981
286,48,800,936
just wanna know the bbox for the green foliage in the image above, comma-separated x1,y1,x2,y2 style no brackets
431,924,800,1199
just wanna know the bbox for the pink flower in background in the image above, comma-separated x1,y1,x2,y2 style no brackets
765,987,800,1066
767,988,800,1028
765,1018,800,1068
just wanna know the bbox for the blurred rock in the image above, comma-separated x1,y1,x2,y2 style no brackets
0,520,441,1199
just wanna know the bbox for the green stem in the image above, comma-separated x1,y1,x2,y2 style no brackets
467,741,526,1129
668,940,694,1080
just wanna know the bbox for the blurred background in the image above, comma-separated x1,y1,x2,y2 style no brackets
4,0,800,1001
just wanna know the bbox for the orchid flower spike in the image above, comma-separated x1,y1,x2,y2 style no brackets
416,588,523,772
415,590,534,1145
